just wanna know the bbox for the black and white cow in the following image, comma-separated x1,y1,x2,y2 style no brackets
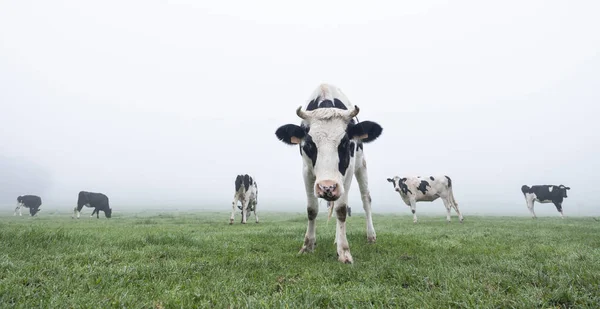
73,191,112,219
387,176,464,223
521,184,570,219
230,174,259,224
15,195,42,217
275,83,383,264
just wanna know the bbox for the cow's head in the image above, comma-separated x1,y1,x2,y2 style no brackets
558,185,571,198
29,206,41,216
387,176,411,195
105,208,112,218
17,196,23,203
276,89,382,201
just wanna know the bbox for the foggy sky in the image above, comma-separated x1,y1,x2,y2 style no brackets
1,1,599,216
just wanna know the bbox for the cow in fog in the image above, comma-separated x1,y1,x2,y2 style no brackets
387,175,464,223
73,191,112,219
15,195,42,216
230,174,259,224
275,83,383,264
521,184,570,219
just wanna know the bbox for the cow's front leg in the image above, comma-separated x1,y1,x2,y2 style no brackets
355,160,376,243
527,199,536,219
410,200,418,223
334,201,353,264
554,202,564,219
299,169,318,254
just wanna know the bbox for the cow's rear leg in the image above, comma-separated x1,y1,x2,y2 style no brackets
554,202,564,219
442,198,452,223
229,196,238,224
449,190,464,223
253,204,259,224
354,158,376,243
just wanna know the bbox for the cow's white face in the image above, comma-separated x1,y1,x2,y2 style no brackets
387,176,411,196
276,86,382,201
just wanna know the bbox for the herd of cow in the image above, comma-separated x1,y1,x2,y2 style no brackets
12,84,571,264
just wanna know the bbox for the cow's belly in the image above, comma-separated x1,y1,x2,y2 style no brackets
535,199,553,203
418,195,439,202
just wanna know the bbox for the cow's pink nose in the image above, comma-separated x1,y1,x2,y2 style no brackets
316,180,340,201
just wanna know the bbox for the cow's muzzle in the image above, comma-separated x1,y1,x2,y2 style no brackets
316,180,340,201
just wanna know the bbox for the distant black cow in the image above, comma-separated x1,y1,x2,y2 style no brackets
15,195,42,216
521,185,570,219
73,191,112,219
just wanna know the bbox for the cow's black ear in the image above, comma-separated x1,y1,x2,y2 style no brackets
276,124,305,145
387,178,393,182
348,121,382,143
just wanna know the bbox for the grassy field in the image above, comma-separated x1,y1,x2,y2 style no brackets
1,212,599,308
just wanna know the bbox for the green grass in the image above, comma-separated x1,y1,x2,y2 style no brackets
1,212,599,308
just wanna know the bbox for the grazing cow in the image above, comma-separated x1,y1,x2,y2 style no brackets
275,83,383,264
521,184,570,219
15,195,42,216
230,174,259,224
387,175,464,223
73,191,112,219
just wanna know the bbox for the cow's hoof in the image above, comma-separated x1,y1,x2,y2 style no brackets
299,237,315,254
337,250,353,264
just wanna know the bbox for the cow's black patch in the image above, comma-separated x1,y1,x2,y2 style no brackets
235,175,243,192
319,100,334,108
357,142,364,152
417,180,430,194
430,176,435,181
399,178,412,195
307,97,319,111
349,141,356,157
338,135,351,175
445,176,452,187
333,98,348,110
336,204,348,222
301,133,317,167
243,174,252,191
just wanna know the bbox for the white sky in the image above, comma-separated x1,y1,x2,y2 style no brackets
1,0,599,216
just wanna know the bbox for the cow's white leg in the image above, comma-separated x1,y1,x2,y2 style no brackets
442,198,452,223
19,205,23,216
527,198,536,219
334,199,353,264
241,199,248,224
354,158,376,243
230,194,238,224
449,189,464,223
253,200,259,223
14,203,22,216
299,168,318,254
410,199,418,223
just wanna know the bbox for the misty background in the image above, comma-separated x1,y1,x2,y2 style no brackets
1,1,598,216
